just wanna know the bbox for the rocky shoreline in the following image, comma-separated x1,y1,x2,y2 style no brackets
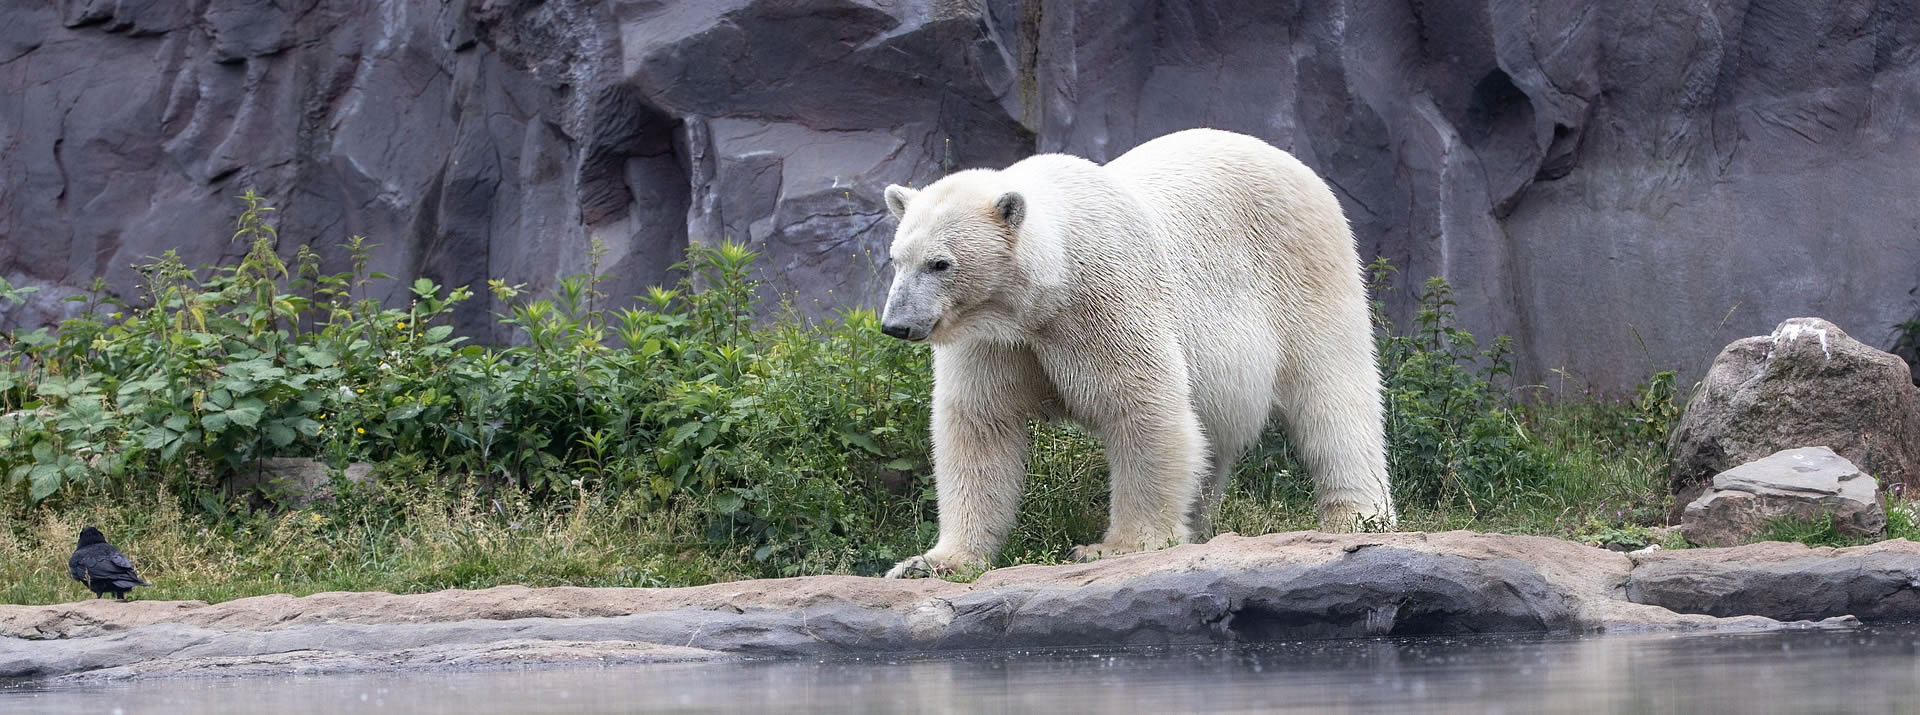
5,531,1912,683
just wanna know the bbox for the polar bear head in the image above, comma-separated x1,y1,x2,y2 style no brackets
878,170,1027,344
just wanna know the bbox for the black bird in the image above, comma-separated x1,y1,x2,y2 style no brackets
68,526,151,600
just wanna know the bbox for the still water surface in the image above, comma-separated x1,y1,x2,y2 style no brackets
6,625,1919,714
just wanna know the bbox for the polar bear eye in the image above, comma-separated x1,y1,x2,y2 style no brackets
927,259,952,273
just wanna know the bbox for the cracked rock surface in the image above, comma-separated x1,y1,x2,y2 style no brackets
1,531,1900,682
4,1,1919,391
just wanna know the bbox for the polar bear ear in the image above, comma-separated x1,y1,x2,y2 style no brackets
993,192,1025,230
884,185,918,220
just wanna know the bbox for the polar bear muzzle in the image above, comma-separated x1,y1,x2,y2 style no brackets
880,269,938,342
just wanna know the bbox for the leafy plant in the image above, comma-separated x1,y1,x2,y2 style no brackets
1364,259,1553,514
1571,516,1666,551
1894,313,1920,387
1627,369,1681,446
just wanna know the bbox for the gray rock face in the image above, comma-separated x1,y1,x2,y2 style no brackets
1667,317,1920,513
0,531,1898,682
223,457,375,508
5,2,1920,392
1680,446,1886,547
1627,540,1920,623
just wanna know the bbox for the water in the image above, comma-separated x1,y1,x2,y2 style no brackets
6,626,1919,714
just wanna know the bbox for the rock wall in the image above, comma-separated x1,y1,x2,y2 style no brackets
4,0,1918,391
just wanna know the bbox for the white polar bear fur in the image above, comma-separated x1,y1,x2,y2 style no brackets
877,128,1395,579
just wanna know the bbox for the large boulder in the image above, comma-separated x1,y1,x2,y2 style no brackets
1679,447,1886,548
1667,317,1920,516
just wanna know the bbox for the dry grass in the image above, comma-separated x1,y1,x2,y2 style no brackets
1,482,749,605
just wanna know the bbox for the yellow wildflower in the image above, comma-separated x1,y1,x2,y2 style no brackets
396,321,407,330
356,427,366,435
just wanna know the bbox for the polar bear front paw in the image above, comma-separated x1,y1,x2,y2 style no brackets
883,551,985,579
1066,541,1145,563
1320,501,1397,534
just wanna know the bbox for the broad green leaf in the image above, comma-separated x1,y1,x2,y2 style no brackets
667,422,701,446
425,325,454,343
841,431,883,456
266,423,296,447
66,396,103,419
713,492,744,514
28,464,60,502
299,347,338,367
228,397,266,427
35,379,71,400
140,426,176,450
163,432,194,460
884,458,917,471
202,412,230,433
116,375,167,399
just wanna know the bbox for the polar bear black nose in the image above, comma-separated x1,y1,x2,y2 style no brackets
880,322,914,340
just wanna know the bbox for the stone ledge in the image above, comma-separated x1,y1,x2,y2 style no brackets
4,531,1904,682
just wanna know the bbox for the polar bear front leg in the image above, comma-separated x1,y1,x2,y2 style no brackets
885,345,1041,579
1068,405,1208,561
884,416,1028,578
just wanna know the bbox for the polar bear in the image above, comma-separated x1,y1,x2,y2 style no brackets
877,128,1395,579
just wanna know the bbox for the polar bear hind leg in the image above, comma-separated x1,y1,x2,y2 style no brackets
1277,350,1396,533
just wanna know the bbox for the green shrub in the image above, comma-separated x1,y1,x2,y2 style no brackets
1364,259,1554,514
3,191,485,505
1,193,950,577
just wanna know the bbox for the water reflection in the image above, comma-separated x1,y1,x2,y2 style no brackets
6,626,1918,714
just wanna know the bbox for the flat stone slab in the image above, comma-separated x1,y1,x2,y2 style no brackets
3,531,1903,683
1681,446,1888,546
1627,540,1920,622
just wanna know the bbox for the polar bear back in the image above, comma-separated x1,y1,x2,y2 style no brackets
1105,129,1372,401
1106,128,1363,319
